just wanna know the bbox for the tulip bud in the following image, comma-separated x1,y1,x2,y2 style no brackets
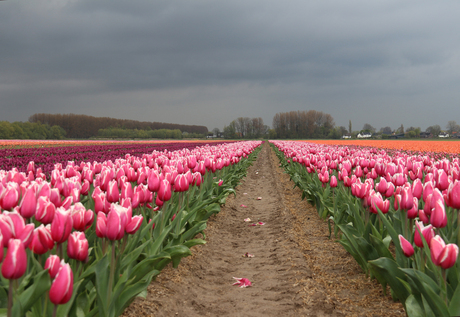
330,175,337,188
414,222,434,248
96,212,107,238
398,235,414,257
51,207,73,244
19,185,37,219
430,235,446,266
67,231,89,262
1,239,27,279
49,261,74,305
431,198,447,228
439,244,459,269
126,215,143,235
35,196,56,225
45,255,61,279
158,179,172,202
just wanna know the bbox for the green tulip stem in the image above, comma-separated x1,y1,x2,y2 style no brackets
52,305,57,317
7,279,13,317
442,268,448,306
457,209,460,247
108,240,116,304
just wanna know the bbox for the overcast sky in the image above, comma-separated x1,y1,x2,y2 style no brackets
1,1,459,132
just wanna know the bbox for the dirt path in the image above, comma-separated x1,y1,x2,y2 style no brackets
123,143,405,317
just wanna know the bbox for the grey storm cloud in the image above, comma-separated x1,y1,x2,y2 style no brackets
1,0,460,131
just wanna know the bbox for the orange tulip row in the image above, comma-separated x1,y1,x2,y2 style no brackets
302,140,460,155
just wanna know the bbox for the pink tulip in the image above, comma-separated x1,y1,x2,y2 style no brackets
447,180,460,209
414,221,434,248
29,225,53,255
0,184,19,210
106,204,129,241
157,179,172,202
218,179,223,187
19,184,37,219
439,244,459,269
148,170,161,192
45,255,61,279
67,231,89,262
400,186,414,210
430,235,446,266
232,277,252,288
412,179,423,200
81,179,90,196
35,196,56,225
376,178,388,195
1,239,27,279
398,235,414,257
406,197,419,219
96,212,107,238
106,180,120,203
418,209,430,224
126,215,143,235
430,198,447,228
330,175,337,188
70,203,94,231
51,207,73,244
49,261,74,305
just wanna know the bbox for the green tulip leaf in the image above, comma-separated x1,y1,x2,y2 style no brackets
12,269,51,317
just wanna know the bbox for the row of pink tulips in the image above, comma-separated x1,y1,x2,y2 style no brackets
0,140,262,316
270,140,460,316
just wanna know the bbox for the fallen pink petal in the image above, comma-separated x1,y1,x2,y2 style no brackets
244,218,251,222
240,204,247,207
257,197,262,200
248,223,257,226
258,222,265,226
242,252,254,258
232,277,252,288
243,193,248,195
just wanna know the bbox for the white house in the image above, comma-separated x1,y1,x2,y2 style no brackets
357,133,372,139
439,133,449,138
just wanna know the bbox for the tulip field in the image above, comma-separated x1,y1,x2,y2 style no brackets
0,140,262,316
270,140,460,317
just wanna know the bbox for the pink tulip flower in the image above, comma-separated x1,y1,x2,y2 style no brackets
439,244,459,269
399,234,414,257
414,221,434,248
1,239,27,279
45,254,61,279
67,231,89,262
49,261,74,305
232,277,252,288
51,207,73,244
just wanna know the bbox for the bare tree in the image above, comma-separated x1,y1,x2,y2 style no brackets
446,121,460,134
362,123,376,133
380,126,392,134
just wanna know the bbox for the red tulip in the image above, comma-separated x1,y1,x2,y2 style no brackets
1,239,27,279
49,261,74,305
45,255,61,278
398,234,414,257
70,203,94,231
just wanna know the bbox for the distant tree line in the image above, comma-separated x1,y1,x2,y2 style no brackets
29,113,208,139
97,127,185,139
222,117,269,139
272,110,335,139
0,121,67,139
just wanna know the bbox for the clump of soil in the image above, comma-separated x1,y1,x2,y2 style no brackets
122,143,405,317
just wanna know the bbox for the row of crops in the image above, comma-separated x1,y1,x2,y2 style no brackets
270,140,460,317
0,140,262,316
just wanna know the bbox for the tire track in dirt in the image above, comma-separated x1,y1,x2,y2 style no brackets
122,142,405,317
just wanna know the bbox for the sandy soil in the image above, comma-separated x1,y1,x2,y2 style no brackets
122,143,406,317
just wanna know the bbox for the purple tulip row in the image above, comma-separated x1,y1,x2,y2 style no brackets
0,141,234,178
